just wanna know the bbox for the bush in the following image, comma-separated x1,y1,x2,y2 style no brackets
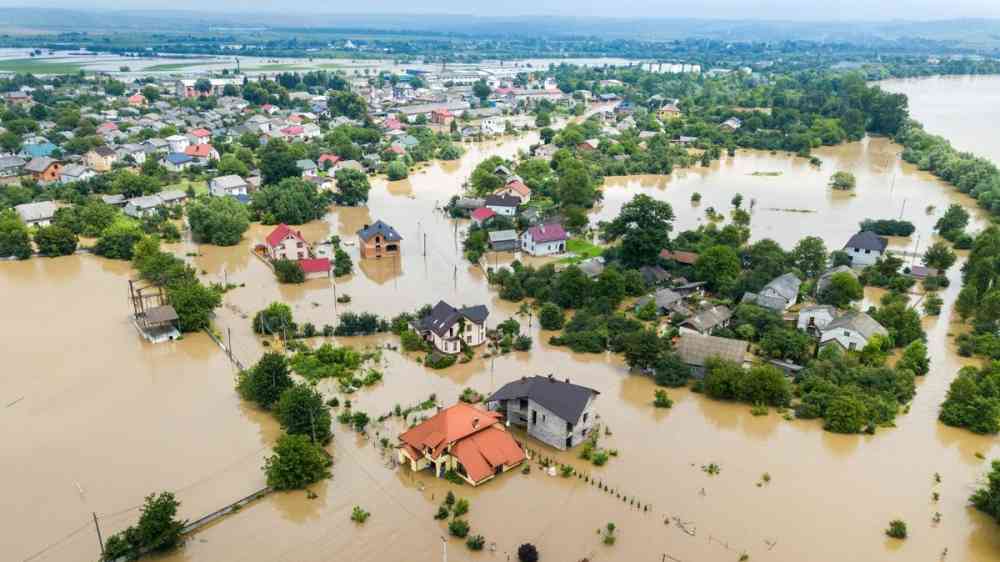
425,352,457,369
275,384,333,443
334,247,353,276
513,335,532,351
653,389,673,408
448,519,470,538
237,352,294,409
387,160,409,180
400,329,425,352
33,225,78,256
518,543,539,562
971,460,1000,524
187,195,250,245
859,218,915,237
466,534,486,551
263,434,331,490
334,312,388,336
253,302,296,336
274,259,305,284
452,498,470,517
885,519,907,539
538,303,565,330
351,506,370,524
434,506,450,520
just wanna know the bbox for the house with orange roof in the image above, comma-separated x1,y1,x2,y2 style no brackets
184,143,219,163
493,179,531,204
397,402,527,486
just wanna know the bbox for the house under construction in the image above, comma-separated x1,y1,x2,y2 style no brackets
128,279,180,343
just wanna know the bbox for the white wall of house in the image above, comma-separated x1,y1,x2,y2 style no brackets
821,328,869,351
847,246,882,267
486,204,516,217
269,235,308,261
430,320,487,354
797,309,837,332
520,232,565,256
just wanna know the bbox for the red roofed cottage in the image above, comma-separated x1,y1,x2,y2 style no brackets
265,224,309,261
398,402,526,486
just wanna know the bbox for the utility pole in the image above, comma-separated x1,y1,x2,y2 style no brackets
93,512,104,555
441,536,447,562
227,326,233,362
424,233,427,257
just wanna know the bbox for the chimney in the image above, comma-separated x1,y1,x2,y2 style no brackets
363,224,369,230
565,378,570,383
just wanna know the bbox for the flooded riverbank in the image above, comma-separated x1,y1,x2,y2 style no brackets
9,87,1000,561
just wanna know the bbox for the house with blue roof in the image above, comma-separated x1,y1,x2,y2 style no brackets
19,142,58,159
164,152,193,172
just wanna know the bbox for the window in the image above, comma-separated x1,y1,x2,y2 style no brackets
566,421,573,432
297,242,304,248
582,412,588,423
519,399,528,410
865,249,871,254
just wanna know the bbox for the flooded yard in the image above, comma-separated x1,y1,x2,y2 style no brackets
8,81,1000,562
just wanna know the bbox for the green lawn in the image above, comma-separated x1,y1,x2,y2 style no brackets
145,61,218,72
166,179,208,196
560,237,604,264
0,58,85,74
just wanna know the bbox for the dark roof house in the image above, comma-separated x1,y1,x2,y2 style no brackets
357,220,403,242
488,375,599,426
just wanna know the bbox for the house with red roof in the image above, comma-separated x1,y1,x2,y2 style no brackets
264,224,309,261
493,179,532,204
382,117,404,131
397,402,526,486
659,249,699,265
298,257,331,279
189,128,211,144
431,108,454,126
184,143,219,162
470,207,496,226
318,153,341,170
127,93,147,107
520,223,568,256
96,122,118,135
280,125,305,140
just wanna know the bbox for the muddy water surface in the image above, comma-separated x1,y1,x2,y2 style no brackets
9,83,1000,562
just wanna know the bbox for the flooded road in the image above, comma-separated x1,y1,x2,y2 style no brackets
8,81,1000,562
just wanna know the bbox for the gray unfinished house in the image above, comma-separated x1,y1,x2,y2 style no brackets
487,375,599,450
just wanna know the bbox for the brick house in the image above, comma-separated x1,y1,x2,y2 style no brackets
356,220,402,259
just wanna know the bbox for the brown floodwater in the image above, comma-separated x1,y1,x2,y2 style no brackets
8,88,1000,562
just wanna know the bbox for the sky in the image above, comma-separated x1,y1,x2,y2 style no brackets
4,0,1000,21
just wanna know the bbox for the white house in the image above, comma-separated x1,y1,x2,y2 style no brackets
484,194,519,217
741,273,801,312
797,304,839,334
264,223,309,261
414,300,489,354
166,134,190,154
481,117,505,135
209,175,249,197
844,231,888,267
520,223,568,256
819,311,888,352
59,164,95,184
15,201,57,227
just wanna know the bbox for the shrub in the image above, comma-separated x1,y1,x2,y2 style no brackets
518,543,539,562
513,335,533,351
387,160,409,180
452,498,469,517
434,506,450,520
466,534,486,551
448,519,470,538
351,506,370,524
538,303,565,330
592,451,609,466
263,434,331,490
425,352,457,370
885,519,907,539
274,259,305,283
653,389,673,408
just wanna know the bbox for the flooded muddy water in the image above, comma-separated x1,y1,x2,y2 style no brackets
8,81,1000,562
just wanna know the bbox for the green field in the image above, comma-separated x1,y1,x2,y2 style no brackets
145,61,218,72
0,57,85,74
560,237,604,264
166,179,207,196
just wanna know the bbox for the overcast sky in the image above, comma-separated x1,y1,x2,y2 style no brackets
7,1,1000,21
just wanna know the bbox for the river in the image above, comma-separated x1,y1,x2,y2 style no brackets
6,79,1000,562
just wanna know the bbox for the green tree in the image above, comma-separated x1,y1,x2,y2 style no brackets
187,196,250,245
217,153,250,177
553,266,592,308
194,78,212,95
166,280,221,332
818,271,863,307
823,393,867,433
922,241,957,272
897,340,930,376
694,245,741,293
253,302,296,336
555,159,597,208
872,303,925,347
252,177,329,224
935,204,970,236
333,168,371,206
264,433,331,490
94,220,144,260
102,492,185,561
472,80,491,101
328,91,367,120
791,236,828,278
33,225,78,256
971,460,1000,523
276,385,333,444
0,210,33,259
259,138,300,185
538,303,565,330
622,329,662,372
653,352,691,387
387,160,409,181
274,259,305,283
829,171,856,190
603,194,674,268
238,352,294,409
